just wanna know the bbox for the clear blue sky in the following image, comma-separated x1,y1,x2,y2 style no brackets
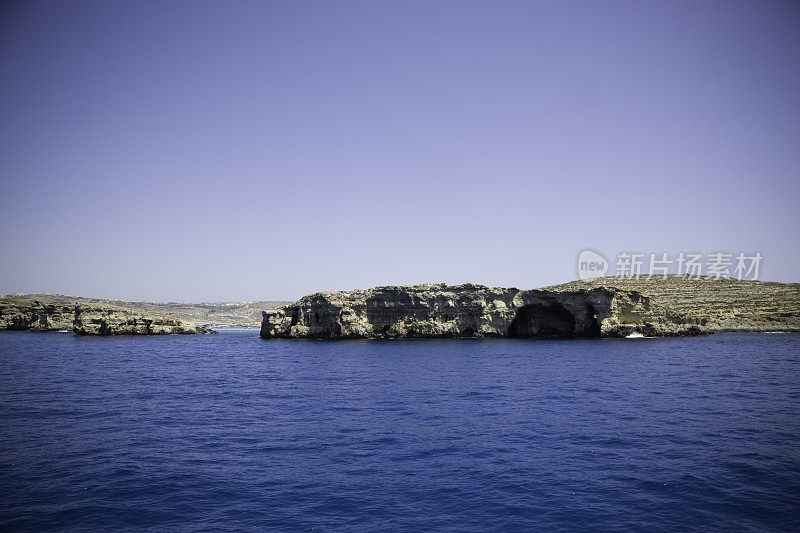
1,0,798,302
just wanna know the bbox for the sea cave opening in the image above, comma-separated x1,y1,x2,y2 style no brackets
507,302,577,338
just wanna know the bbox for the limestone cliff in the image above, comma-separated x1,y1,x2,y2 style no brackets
546,276,800,334
3,293,290,327
260,283,705,340
261,277,799,340
0,297,212,335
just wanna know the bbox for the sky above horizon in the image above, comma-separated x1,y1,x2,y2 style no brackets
1,0,799,302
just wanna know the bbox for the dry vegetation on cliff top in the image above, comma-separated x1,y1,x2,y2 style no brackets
546,275,800,332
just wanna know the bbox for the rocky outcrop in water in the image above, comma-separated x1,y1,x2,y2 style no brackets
261,283,706,339
3,293,290,327
0,298,212,335
261,277,800,340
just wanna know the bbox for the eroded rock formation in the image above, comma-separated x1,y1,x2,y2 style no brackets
0,298,212,335
261,283,706,339
547,276,800,334
3,293,291,327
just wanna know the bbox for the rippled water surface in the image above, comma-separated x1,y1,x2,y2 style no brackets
1,331,799,531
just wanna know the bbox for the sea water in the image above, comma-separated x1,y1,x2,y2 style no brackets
1,330,798,531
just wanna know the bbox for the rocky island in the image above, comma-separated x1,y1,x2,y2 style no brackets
261,276,800,340
2,294,290,328
0,297,212,335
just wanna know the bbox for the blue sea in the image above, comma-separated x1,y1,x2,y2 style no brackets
1,331,798,532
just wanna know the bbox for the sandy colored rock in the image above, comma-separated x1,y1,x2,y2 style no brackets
0,297,212,335
546,275,800,334
261,277,799,340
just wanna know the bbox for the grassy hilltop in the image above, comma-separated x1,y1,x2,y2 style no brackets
546,275,800,333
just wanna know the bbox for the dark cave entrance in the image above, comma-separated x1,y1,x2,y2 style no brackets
507,302,577,338
585,304,601,337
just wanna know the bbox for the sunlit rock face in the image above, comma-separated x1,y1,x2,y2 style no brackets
0,298,212,335
72,306,212,335
547,276,800,335
260,283,703,340
0,301,75,332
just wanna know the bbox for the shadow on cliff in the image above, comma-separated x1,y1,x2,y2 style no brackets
507,301,601,338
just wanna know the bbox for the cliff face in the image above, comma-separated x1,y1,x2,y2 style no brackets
546,276,800,334
261,283,705,340
0,300,75,332
0,298,212,335
3,294,291,327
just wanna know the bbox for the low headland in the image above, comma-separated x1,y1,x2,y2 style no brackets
0,297,214,335
261,276,800,340
0,294,293,335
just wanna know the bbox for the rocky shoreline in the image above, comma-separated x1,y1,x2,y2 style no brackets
547,276,800,334
261,276,800,340
1,293,290,328
4,276,797,338
0,298,212,335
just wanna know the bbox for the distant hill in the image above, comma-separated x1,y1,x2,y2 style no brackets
1,294,292,327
